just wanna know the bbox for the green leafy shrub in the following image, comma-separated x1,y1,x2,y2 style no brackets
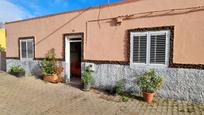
82,66,92,85
40,49,63,76
115,80,125,95
137,69,163,93
121,95,129,102
41,59,55,75
0,45,5,52
10,65,25,73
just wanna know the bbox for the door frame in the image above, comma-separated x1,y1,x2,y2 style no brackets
65,35,82,82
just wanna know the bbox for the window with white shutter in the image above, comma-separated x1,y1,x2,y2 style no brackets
20,39,34,60
150,34,166,64
130,30,169,66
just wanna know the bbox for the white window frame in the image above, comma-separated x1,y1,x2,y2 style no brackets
130,30,170,67
20,39,34,61
130,32,148,66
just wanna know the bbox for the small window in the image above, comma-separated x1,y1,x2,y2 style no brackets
130,30,169,66
20,38,34,60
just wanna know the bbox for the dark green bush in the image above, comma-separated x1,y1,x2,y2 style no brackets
115,80,125,95
10,65,25,73
137,69,163,93
82,66,93,84
40,49,63,76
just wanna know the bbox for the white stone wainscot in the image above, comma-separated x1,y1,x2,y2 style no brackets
82,62,204,103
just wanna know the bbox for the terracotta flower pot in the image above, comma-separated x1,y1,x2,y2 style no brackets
143,92,155,103
43,74,59,83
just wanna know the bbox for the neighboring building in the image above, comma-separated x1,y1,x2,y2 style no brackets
5,0,204,102
0,23,6,49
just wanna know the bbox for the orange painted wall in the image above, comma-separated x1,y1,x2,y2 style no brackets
5,0,204,64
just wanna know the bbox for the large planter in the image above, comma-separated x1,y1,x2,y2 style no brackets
143,92,155,103
43,74,59,83
83,83,91,91
10,71,25,77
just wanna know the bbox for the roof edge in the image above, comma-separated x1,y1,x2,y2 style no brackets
5,0,138,25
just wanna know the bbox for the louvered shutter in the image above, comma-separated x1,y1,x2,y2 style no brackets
132,35,147,63
27,41,33,58
150,34,166,64
21,41,27,58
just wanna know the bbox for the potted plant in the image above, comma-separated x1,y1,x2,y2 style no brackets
137,69,163,103
40,49,64,83
82,66,93,91
9,65,25,77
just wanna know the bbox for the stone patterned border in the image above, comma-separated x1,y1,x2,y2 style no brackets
83,60,129,65
6,57,19,59
170,63,204,69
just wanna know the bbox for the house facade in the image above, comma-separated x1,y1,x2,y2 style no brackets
5,0,204,102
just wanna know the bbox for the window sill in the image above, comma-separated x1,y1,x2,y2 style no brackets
20,58,34,61
130,63,168,69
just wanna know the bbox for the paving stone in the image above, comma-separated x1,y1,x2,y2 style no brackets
0,71,203,115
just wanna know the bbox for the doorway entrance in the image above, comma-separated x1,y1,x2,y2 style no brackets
70,42,81,82
65,34,82,84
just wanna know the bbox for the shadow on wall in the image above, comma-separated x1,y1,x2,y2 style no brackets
31,62,43,79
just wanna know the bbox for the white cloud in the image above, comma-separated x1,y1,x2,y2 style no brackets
0,0,33,22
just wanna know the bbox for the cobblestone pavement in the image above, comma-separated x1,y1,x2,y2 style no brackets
0,71,204,115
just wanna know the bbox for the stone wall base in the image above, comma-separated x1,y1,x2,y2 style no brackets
6,59,204,102
82,62,204,103
6,59,66,77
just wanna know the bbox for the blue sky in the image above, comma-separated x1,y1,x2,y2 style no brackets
0,0,121,22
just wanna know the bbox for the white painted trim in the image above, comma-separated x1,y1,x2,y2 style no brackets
146,32,150,65
67,35,82,39
130,30,170,68
65,37,70,81
20,39,34,61
65,36,82,82
69,40,82,42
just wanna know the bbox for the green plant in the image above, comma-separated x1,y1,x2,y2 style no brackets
10,65,25,73
121,95,129,102
137,69,163,93
0,45,5,52
82,66,92,84
41,59,55,75
115,80,125,95
40,49,63,76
